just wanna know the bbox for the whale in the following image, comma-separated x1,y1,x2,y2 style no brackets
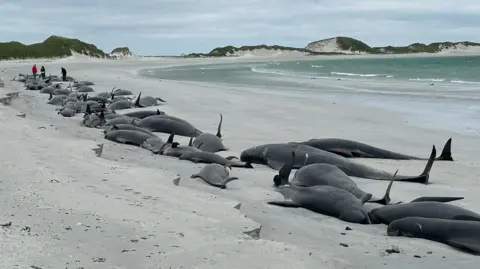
192,113,227,153
240,143,435,184
124,108,165,119
105,130,156,146
387,217,480,255
369,201,480,225
136,115,202,137
190,163,239,189
268,184,372,224
299,138,453,161
179,151,253,168
276,159,395,205
104,124,156,137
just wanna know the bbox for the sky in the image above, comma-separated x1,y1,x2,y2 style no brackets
0,0,479,55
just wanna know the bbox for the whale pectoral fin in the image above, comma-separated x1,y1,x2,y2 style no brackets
172,177,180,186
360,193,373,204
266,159,284,170
190,173,199,178
446,237,480,254
267,200,299,208
452,215,480,222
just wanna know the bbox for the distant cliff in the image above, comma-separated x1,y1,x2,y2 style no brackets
306,37,480,54
185,37,480,58
306,37,372,54
110,47,133,58
0,35,111,60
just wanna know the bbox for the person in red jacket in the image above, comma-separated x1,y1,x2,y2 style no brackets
32,64,38,79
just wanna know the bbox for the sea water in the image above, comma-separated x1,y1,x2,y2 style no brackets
141,56,480,135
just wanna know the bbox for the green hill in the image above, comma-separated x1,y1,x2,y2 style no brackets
186,37,480,57
372,41,480,54
0,35,111,60
335,37,374,53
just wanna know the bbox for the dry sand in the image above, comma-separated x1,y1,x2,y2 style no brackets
1,56,479,269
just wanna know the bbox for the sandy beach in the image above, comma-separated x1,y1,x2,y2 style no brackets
1,55,479,269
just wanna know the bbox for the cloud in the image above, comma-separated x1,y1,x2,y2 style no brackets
0,0,479,55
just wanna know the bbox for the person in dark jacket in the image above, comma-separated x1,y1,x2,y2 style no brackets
61,67,67,81
40,66,46,79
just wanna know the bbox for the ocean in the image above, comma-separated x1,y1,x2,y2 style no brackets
141,56,480,135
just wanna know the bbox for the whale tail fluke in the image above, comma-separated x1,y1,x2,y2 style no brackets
414,146,436,184
369,170,397,205
436,138,453,161
220,176,239,189
394,146,435,185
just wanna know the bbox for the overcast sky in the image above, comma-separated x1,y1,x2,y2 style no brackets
1,0,479,55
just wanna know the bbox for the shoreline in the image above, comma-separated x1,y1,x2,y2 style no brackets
137,60,480,137
1,57,478,268
2,48,480,66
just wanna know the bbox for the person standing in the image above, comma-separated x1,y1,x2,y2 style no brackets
61,67,67,81
40,65,46,79
32,64,37,79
